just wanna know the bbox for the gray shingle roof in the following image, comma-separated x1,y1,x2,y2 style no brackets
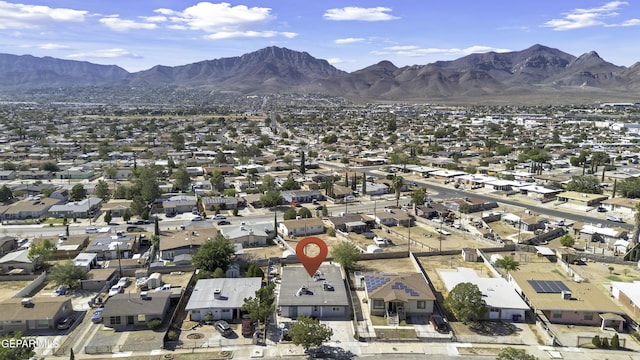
185,277,262,311
278,264,349,307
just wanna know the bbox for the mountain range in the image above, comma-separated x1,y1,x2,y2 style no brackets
1,44,639,102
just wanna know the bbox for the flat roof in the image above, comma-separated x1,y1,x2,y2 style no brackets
278,264,349,307
439,268,529,311
185,277,262,311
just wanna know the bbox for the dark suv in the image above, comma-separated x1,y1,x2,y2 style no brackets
430,314,448,333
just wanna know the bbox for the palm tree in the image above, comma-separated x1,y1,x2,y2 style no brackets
392,176,404,207
632,203,640,246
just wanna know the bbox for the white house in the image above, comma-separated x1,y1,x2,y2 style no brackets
185,277,262,321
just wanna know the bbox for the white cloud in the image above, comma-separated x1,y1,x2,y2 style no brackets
141,15,168,23
335,37,365,44
157,2,273,34
324,7,399,21
0,0,87,29
621,18,640,26
68,48,140,59
543,1,628,30
99,16,158,31
377,45,511,58
39,43,70,50
205,30,295,40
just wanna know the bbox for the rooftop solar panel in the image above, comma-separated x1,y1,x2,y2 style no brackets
527,280,570,293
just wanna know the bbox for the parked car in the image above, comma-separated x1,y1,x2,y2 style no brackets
241,318,254,337
85,227,99,234
108,284,123,297
607,216,624,223
57,316,75,330
192,215,204,221
217,220,231,226
55,286,68,295
117,277,130,287
314,205,324,210
597,206,608,213
91,308,104,323
212,214,226,220
214,320,233,337
430,314,448,333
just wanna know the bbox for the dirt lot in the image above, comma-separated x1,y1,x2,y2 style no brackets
416,255,493,294
0,280,31,301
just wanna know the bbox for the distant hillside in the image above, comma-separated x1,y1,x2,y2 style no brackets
0,44,639,102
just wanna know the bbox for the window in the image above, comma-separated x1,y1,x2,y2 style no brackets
373,300,384,309
332,307,340,312
110,316,121,325
192,310,200,314
36,319,49,328
552,311,562,319
222,309,230,313
417,301,426,309
583,313,593,321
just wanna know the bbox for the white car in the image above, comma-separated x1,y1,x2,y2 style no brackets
108,284,123,297
212,214,226,220
607,216,624,223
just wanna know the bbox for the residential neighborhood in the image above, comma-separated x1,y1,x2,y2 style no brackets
1,96,640,360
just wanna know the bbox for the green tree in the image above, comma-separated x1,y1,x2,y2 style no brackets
283,207,298,220
392,176,404,207
70,184,87,201
210,169,225,193
410,187,427,206
565,175,602,194
173,167,192,192
170,132,185,151
28,238,56,263
496,256,520,272
297,207,312,219
611,333,620,349
94,180,111,201
496,347,537,360
300,151,306,175
122,209,132,223
0,332,35,360
191,234,235,272
213,268,225,278
444,282,487,322
103,210,112,225
289,315,333,351
322,205,328,217
246,264,264,279
0,185,13,203
331,241,361,270
40,161,60,172
242,283,276,338
258,175,278,192
559,234,575,247
281,175,301,190
49,261,89,289
260,190,284,208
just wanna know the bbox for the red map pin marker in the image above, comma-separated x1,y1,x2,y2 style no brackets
296,236,328,278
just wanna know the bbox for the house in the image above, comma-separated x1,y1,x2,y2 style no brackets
201,196,242,211
81,268,119,291
162,195,197,216
326,214,374,233
416,203,452,219
49,189,69,202
73,252,99,270
439,268,529,321
445,197,497,213
370,209,413,227
101,291,171,330
158,233,207,261
509,270,625,330
220,224,269,247
0,297,73,334
599,197,640,216
101,199,133,217
556,191,609,208
85,234,138,260
278,264,350,320
0,197,61,222
0,170,15,181
0,236,16,257
281,190,323,204
360,272,436,322
610,281,640,321
279,218,325,237
185,277,262,321
0,249,37,274
44,235,89,260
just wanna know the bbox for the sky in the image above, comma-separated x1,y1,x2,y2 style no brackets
1,0,640,72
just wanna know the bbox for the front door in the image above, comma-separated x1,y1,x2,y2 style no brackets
290,307,297,318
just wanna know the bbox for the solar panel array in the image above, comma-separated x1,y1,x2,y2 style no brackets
527,280,570,293
390,281,420,297
364,276,390,292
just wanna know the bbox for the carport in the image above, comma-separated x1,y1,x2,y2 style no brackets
600,312,625,332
